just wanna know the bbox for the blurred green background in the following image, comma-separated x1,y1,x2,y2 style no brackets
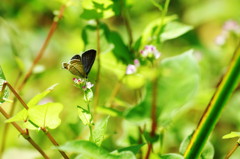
1,0,240,158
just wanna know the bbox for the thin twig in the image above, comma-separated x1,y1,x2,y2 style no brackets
93,20,101,111
108,76,125,107
0,107,50,159
225,142,240,159
1,3,67,155
17,4,67,91
123,11,133,48
1,81,69,159
145,75,158,159
42,128,69,159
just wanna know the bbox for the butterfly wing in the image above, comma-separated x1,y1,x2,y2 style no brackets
82,49,96,76
71,54,81,60
69,58,86,78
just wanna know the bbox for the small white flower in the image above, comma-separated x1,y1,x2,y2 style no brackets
86,82,94,89
126,64,137,75
223,20,240,33
215,34,226,45
140,45,161,59
134,59,140,67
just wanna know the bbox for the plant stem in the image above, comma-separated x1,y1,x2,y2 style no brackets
42,128,69,159
1,3,67,155
108,76,125,107
86,102,93,141
0,107,49,159
122,8,133,48
1,81,69,159
225,142,240,159
93,20,101,111
17,4,66,91
184,41,240,158
145,75,159,159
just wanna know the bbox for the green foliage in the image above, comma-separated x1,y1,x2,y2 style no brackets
6,84,63,130
1,0,240,158
77,106,93,126
26,103,63,129
222,131,240,139
92,116,109,146
27,84,58,107
80,0,115,20
160,153,184,159
157,50,199,123
58,140,136,159
160,21,193,42
101,23,133,64
0,66,9,104
125,50,199,125
117,144,145,154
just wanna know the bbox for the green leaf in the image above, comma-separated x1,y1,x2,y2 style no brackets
160,153,184,159
101,24,133,64
223,131,240,139
5,109,27,123
25,103,63,130
93,116,109,146
141,15,177,46
77,106,93,126
124,84,151,123
117,144,145,154
158,50,199,123
80,0,114,20
58,140,136,159
0,66,9,104
27,84,58,107
97,106,123,117
160,21,193,42
84,89,93,102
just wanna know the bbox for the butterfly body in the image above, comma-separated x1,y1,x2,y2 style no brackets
63,49,96,78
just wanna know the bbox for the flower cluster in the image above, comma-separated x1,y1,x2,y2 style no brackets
125,45,162,75
215,20,240,45
73,78,94,91
126,59,140,75
140,45,161,59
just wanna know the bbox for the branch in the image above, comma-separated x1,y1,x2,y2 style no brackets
145,76,158,159
1,81,69,159
17,4,67,91
225,142,240,159
0,107,49,159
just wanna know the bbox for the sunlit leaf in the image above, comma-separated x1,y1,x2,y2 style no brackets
26,103,63,130
0,66,9,104
81,0,115,20
158,50,199,123
84,89,93,102
160,21,193,42
117,144,145,154
223,131,240,139
5,109,27,123
141,15,177,46
97,106,123,117
58,140,136,159
93,116,109,146
101,24,133,64
77,106,93,126
160,153,184,159
27,84,58,107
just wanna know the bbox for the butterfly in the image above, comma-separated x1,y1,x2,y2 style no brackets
62,49,96,78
